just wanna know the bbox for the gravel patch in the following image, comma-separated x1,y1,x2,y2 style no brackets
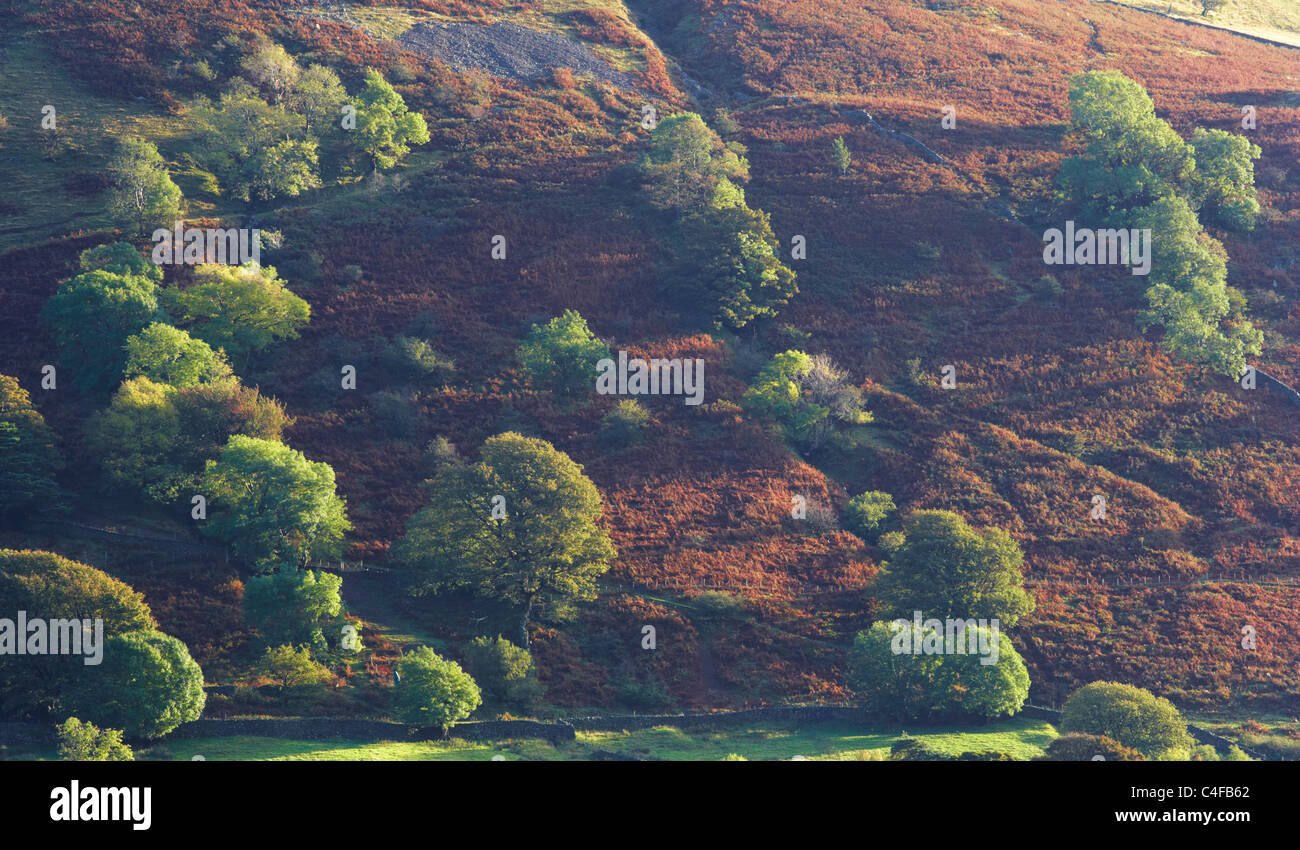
398,20,639,90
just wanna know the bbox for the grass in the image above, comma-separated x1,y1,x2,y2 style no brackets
0,39,185,252
1109,0,1300,47
48,717,1058,762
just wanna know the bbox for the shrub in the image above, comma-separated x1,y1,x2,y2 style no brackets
888,737,951,761
57,718,133,761
244,569,344,651
393,647,481,728
1060,682,1194,758
844,490,896,537
460,636,543,713
65,630,205,739
1041,733,1143,761
260,645,333,690
600,400,650,446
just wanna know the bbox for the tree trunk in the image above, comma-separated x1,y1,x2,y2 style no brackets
518,595,534,649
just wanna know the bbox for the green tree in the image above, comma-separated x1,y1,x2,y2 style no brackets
873,510,1035,627
354,69,430,171
86,377,289,504
291,64,350,134
65,629,205,739
844,490,895,537
392,646,482,728
1060,681,1194,758
742,350,871,451
848,621,942,720
105,136,182,235
1058,70,1194,219
189,80,320,202
202,436,351,570
259,644,332,690
395,433,616,648
1057,71,1263,378
162,263,310,365
673,180,798,329
848,621,1030,721
1189,127,1261,230
0,375,63,526
41,268,164,395
56,717,134,761
0,550,155,719
831,135,852,175
243,569,344,650
240,44,300,107
515,309,611,398
638,112,749,211
79,242,162,280
461,635,543,712
123,323,233,388
932,627,1031,719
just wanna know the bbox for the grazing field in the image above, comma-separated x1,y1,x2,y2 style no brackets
116,718,1056,761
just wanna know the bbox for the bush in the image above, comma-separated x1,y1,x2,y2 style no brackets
600,400,650,446
692,590,747,618
874,510,1034,627
57,718,133,761
393,647,481,728
244,569,343,651
516,309,610,400
65,630,205,739
1041,732,1143,761
1060,682,1193,758
423,436,462,469
844,490,896,537
848,620,1030,721
260,645,333,690
460,636,543,713
888,737,951,761
382,335,455,384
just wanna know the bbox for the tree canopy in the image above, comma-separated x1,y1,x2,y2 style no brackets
872,510,1035,627
848,620,1030,721
1060,681,1194,758
392,646,481,728
0,375,63,525
354,69,431,171
1058,70,1263,377
0,550,155,719
105,136,182,236
41,267,164,395
162,263,310,364
86,376,289,504
515,309,611,398
65,629,205,738
395,432,616,647
202,435,350,570
123,323,233,388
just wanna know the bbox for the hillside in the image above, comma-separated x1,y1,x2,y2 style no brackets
0,0,1297,729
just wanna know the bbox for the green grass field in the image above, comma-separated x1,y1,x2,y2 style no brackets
69,717,1060,762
